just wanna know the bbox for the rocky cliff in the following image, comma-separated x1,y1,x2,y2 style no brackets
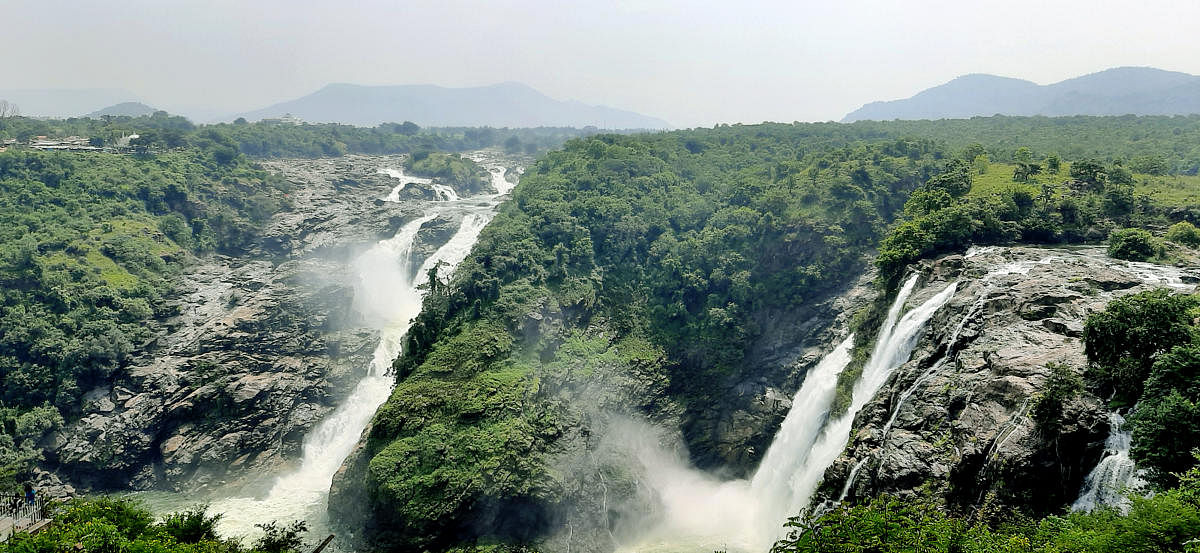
821,246,1199,514
48,155,464,492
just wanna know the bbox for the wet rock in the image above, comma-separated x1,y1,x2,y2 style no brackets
821,245,1200,515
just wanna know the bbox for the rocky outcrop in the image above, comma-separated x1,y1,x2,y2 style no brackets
50,154,462,492
820,246,1199,514
256,155,414,258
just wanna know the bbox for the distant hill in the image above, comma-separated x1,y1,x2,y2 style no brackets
0,88,142,118
236,82,670,129
86,102,158,118
843,67,1200,122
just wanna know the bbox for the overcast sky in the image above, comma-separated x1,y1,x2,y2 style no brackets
7,0,1200,127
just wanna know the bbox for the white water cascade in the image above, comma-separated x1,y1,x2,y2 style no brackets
1071,412,1147,512
835,252,1052,501
626,274,957,552
202,161,504,542
756,277,956,530
379,167,434,202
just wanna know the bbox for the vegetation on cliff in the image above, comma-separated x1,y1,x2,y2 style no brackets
1083,289,1200,486
358,127,949,549
0,148,290,489
403,151,491,193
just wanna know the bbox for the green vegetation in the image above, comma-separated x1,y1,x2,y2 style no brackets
1031,363,1084,435
772,464,1200,553
875,148,1186,281
1083,289,1200,485
0,148,289,488
363,127,949,549
1107,227,1164,262
0,497,308,553
1167,221,1200,248
404,151,490,193
0,112,604,159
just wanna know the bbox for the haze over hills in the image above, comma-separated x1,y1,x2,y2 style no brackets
0,88,142,118
234,82,671,129
86,102,158,118
843,67,1200,122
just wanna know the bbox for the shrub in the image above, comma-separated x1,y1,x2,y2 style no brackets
160,504,223,543
253,520,308,553
1031,363,1083,434
1083,289,1197,404
1107,228,1159,262
1166,221,1200,248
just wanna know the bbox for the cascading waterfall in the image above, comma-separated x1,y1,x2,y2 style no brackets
488,166,514,195
835,254,1050,501
759,277,957,531
205,162,502,541
1071,412,1146,512
379,167,434,202
627,274,957,551
748,335,856,515
431,183,460,202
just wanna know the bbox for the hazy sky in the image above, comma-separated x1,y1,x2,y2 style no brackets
8,0,1200,126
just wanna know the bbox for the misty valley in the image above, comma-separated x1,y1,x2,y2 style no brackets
5,62,1200,553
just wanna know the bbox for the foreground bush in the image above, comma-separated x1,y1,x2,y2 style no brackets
773,472,1200,553
0,497,307,553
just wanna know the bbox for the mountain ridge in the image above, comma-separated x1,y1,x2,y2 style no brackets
843,66,1200,122
234,81,671,129
86,101,158,118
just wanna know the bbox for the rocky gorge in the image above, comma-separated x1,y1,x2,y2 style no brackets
27,147,1199,552
44,153,502,494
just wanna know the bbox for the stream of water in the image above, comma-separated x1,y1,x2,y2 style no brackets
128,159,512,546
1072,412,1147,512
625,274,957,551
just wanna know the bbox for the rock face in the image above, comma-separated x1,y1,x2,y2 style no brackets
50,154,461,492
683,264,877,476
820,246,1199,514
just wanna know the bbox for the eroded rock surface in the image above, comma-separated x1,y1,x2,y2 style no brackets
51,155,461,492
821,246,1199,514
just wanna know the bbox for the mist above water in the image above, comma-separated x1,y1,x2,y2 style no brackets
621,275,956,552
199,160,504,544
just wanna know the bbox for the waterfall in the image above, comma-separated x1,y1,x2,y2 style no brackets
379,165,466,203
1072,413,1146,512
489,166,514,195
204,164,503,542
761,277,956,531
625,274,956,551
431,183,460,202
379,167,434,202
748,335,855,510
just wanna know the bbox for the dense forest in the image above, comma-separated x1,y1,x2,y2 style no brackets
0,111,605,158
